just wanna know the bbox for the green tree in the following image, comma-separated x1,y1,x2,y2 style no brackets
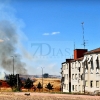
45,82,53,92
24,78,33,91
7,74,16,91
37,82,42,92
0,81,2,92
6,74,23,91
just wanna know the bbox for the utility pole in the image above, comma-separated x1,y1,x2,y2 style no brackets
83,61,85,94
11,56,16,75
16,74,19,91
11,56,19,91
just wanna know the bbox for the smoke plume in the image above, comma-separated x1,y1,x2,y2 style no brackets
0,20,27,74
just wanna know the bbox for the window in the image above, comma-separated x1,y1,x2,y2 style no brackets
82,85,84,92
79,67,80,72
85,68,88,74
67,74,68,79
79,74,80,78
90,81,93,88
75,85,77,91
84,61,88,73
67,64,68,69
81,74,84,80
85,81,88,87
75,74,77,80
72,74,74,80
79,85,80,92
96,81,99,88
88,56,92,63
67,84,68,90
96,57,99,73
85,60,88,69
90,60,93,74
72,85,74,91
72,63,74,69
64,84,66,89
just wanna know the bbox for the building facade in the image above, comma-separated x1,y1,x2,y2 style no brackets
61,48,100,93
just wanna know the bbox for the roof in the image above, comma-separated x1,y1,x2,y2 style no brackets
70,57,83,62
62,62,66,64
84,47,100,55
66,59,74,62
76,57,84,61
74,49,87,51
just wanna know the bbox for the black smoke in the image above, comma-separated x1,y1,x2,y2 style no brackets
0,20,27,74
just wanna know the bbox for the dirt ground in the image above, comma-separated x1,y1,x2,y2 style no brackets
0,92,100,100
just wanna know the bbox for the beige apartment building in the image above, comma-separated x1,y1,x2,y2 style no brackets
61,48,100,93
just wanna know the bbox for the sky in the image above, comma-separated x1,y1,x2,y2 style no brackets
0,0,100,76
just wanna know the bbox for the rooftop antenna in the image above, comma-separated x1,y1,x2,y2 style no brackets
81,22,86,49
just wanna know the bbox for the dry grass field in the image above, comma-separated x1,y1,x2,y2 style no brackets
32,78,61,92
0,78,61,92
0,79,100,100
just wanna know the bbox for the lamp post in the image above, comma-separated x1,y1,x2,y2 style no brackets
11,56,17,75
11,56,19,91
41,67,44,92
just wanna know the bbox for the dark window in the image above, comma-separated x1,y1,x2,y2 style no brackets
85,61,88,69
72,85,74,91
79,67,80,72
90,60,94,74
90,81,93,88
96,58,99,69
81,74,83,80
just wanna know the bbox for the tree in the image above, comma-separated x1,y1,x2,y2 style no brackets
0,81,2,92
6,74,23,91
24,78,33,91
6,74,16,91
37,82,42,92
45,82,53,92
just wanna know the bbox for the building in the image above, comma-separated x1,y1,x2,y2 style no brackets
61,47,100,93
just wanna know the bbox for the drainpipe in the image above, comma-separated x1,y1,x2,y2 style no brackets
83,62,85,94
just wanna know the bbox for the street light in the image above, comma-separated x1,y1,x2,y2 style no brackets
41,67,45,92
11,56,19,91
11,56,17,75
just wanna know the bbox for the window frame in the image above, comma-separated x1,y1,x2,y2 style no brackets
96,81,99,88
